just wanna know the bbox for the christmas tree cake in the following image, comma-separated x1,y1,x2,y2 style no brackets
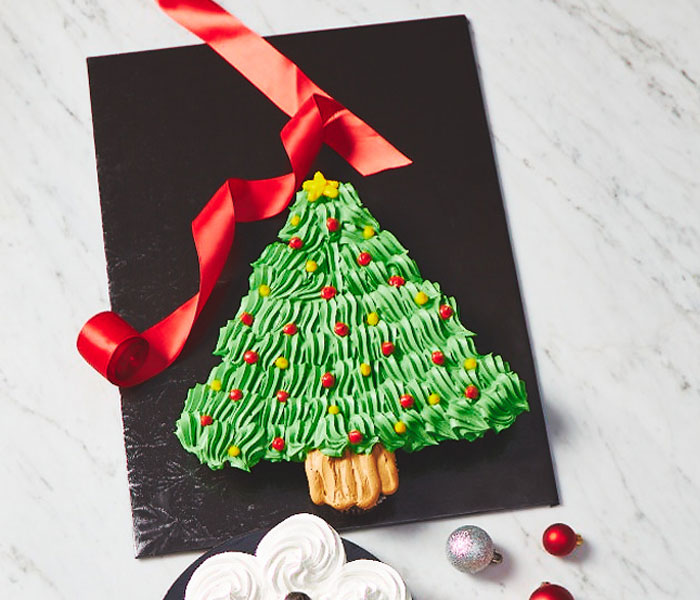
175,172,529,510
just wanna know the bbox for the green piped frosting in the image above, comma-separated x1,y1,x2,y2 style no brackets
175,179,529,470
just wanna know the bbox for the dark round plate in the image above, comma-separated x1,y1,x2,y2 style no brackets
163,528,378,600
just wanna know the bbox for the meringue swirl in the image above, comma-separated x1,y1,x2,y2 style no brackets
184,514,411,600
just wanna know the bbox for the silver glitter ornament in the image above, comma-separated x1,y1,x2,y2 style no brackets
446,525,503,574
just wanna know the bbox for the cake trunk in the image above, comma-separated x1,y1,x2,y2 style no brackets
304,444,399,510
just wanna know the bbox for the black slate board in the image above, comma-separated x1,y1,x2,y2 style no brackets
87,15,558,558
163,530,382,600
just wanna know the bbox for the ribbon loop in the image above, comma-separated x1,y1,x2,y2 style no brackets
78,0,411,386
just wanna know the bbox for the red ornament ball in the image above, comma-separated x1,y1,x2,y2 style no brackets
334,322,349,336
288,236,303,249
381,341,395,356
321,372,336,388
276,390,289,403
388,275,405,287
271,437,285,451
243,350,259,364
464,384,480,400
200,414,213,426
348,430,363,444
399,394,415,408
529,583,574,600
326,217,340,232
240,312,254,326
282,323,298,335
431,350,445,365
321,286,337,300
542,523,582,556
229,388,243,401
439,304,454,319
357,252,372,266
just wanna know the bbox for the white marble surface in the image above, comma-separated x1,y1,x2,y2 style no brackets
2,0,699,598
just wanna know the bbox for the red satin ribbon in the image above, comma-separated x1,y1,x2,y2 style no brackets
77,0,411,387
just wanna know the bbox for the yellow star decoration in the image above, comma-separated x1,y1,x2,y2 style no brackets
302,171,339,202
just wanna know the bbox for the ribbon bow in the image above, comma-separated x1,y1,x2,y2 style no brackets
77,0,411,387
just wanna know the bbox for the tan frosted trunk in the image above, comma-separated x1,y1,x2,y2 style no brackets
304,444,399,510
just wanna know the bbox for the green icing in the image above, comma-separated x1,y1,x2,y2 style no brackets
175,179,529,470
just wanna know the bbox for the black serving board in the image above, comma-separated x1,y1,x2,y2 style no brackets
87,15,558,558
163,529,382,600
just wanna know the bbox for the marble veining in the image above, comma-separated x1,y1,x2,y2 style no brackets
1,1,699,599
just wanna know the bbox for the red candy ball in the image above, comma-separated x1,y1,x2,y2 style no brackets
243,350,259,364
229,389,243,401
240,312,254,326
381,341,395,356
326,217,340,232
200,415,213,426
271,437,285,451
321,372,335,388
439,304,454,319
529,583,574,600
288,236,303,249
431,350,445,365
276,390,289,403
357,252,372,266
464,384,480,400
321,286,337,300
543,523,581,556
283,323,298,335
334,322,349,336
348,430,363,444
388,275,405,287
399,394,415,408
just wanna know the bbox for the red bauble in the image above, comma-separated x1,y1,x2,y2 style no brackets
529,583,574,600
431,350,445,365
321,372,335,388
288,236,303,249
334,322,349,336
399,394,415,408
276,390,290,403
321,286,337,300
439,304,454,319
229,388,243,401
283,323,298,335
381,341,395,356
326,217,340,232
200,415,213,426
357,252,372,266
464,384,480,399
348,430,363,444
240,312,254,326
388,275,405,287
243,350,259,364
542,523,581,556
271,437,285,451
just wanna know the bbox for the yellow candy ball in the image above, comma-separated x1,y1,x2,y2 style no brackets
415,291,429,306
209,379,222,392
428,393,440,405
258,284,271,297
290,214,300,226
328,405,340,415
363,226,375,239
227,445,241,457
275,356,289,369
305,260,318,273
463,358,477,370
366,312,379,326
394,421,407,434
360,363,372,377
